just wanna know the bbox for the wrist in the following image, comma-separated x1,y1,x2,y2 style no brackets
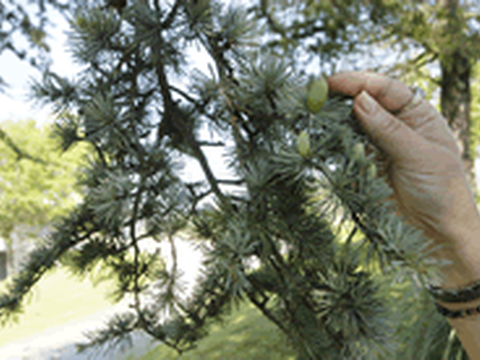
426,220,480,290
434,299,480,320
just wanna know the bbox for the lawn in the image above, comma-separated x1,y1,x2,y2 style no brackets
138,301,297,360
0,266,118,347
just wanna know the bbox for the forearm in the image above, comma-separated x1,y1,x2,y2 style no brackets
430,220,480,360
438,298,480,359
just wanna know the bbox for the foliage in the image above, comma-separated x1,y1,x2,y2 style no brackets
0,119,89,241
0,1,463,359
250,0,379,70
261,0,480,74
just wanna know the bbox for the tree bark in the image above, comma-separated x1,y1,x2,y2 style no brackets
440,50,476,197
439,0,477,197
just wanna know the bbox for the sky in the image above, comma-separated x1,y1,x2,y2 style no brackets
0,4,75,125
0,1,479,191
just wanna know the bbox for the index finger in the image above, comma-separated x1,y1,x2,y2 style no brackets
327,71,414,114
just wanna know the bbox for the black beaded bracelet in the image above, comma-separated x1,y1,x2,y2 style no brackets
426,279,480,303
434,301,480,319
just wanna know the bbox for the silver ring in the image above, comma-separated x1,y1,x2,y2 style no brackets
391,86,426,116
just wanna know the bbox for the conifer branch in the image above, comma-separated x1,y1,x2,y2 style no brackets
161,0,183,29
198,141,225,147
217,179,244,185
244,288,289,334
151,31,228,207
0,211,96,323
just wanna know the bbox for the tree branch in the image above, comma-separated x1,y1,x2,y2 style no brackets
151,26,228,207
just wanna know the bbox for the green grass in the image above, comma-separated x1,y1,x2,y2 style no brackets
0,266,117,347
138,301,297,360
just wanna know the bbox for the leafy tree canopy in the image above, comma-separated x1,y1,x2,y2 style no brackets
0,119,90,241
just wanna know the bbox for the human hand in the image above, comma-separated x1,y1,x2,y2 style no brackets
327,71,480,288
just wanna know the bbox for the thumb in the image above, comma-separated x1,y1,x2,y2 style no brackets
354,90,428,164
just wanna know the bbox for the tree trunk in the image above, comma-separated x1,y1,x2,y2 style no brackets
439,0,477,197
440,50,476,196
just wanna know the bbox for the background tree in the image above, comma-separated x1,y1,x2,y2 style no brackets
0,1,468,359
0,119,89,271
372,0,480,200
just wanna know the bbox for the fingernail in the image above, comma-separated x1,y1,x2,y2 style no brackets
357,91,376,114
